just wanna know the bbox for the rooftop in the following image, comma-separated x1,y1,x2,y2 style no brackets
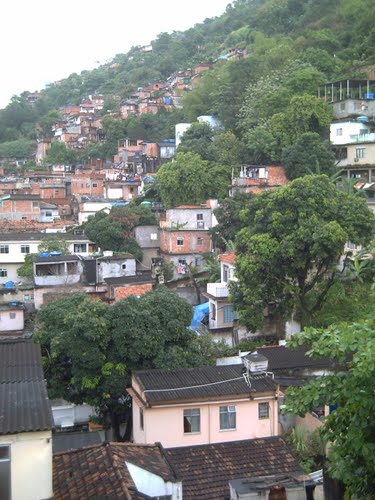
166,437,302,499
0,339,53,435
104,272,154,286
132,365,276,405
219,252,236,265
0,232,91,242
257,346,334,371
33,255,80,263
53,442,178,499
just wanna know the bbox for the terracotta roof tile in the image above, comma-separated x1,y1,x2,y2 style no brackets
53,442,178,499
166,437,302,499
219,252,236,264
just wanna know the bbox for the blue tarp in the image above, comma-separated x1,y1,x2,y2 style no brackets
190,302,209,330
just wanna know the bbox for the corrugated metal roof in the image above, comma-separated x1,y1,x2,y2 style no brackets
0,339,44,382
134,365,276,403
0,339,53,435
0,380,53,434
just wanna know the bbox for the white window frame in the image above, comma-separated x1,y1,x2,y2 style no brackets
183,408,200,433
177,237,184,246
21,244,30,254
0,245,9,254
220,405,236,430
0,269,7,277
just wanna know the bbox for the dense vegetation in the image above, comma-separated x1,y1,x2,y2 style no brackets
1,0,375,166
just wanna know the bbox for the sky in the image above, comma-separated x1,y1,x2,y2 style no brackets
0,0,232,109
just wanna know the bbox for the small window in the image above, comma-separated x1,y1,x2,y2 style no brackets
197,213,203,221
340,102,345,111
0,269,7,277
196,237,204,246
223,264,229,283
92,183,98,188
0,445,10,500
356,147,366,159
74,244,87,253
0,245,9,254
258,402,270,419
121,263,127,270
54,190,59,195
195,256,202,267
336,128,343,136
86,183,90,188
220,406,236,430
32,201,39,208
21,245,30,254
224,305,239,323
178,259,187,265
9,312,16,319
21,216,27,220
81,184,84,188
150,233,158,240
140,408,144,430
184,408,200,433
177,237,184,246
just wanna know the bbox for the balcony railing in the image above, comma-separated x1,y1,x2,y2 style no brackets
207,282,229,298
349,132,375,143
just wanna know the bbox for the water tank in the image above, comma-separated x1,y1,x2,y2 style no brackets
39,252,50,257
4,281,14,288
357,115,369,122
103,251,113,257
50,251,62,257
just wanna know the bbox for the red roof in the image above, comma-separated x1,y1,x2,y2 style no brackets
219,252,236,265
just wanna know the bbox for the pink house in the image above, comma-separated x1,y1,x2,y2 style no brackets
128,363,279,448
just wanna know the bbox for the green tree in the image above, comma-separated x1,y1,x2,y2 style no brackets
35,288,228,439
282,133,336,180
211,192,253,251
283,320,375,497
46,141,77,165
233,175,375,330
84,204,156,261
0,139,35,159
157,152,231,208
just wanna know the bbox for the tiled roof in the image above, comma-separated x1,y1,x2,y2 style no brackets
0,339,53,435
258,346,333,371
0,380,53,434
219,252,236,264
0,339,44,382
53,442,178,499
133,365,276,404
166,437,302,499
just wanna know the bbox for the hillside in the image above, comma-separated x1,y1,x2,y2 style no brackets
0,0,374,164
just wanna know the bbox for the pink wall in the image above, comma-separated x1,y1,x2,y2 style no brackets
132,396,279,448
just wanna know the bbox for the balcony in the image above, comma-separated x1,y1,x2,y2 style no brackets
349,132,375,143
207,282,229,298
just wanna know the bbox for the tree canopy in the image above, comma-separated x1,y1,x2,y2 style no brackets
84,204,157,260
157,152,231,208
283,320,375,497
35,287,229,439
233,175,375,330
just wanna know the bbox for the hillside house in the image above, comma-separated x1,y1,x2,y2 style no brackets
105,272,155,301
0,232,95,284
0,303,25,336
230,165,288,195
159,205,213,280
71,172,104,197
129,364,279,448
0,340,53,500
0,194,42,221
133,225,160,269
203,252,240,345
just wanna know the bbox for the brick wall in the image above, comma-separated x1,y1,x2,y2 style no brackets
71,174,104,197
160,230,211,254
0,199,40,220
